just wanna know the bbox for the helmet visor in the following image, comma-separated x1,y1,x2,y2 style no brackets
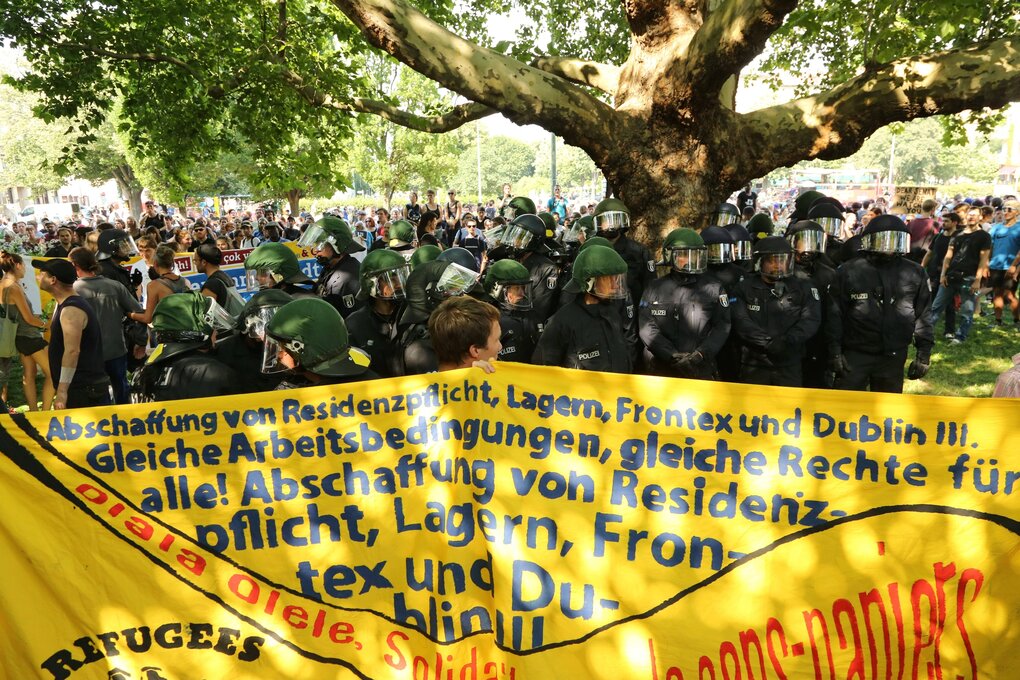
243,307,278,341
368,265,410,300
204,298,236,332
789,230,827,254
756,253,795,279
297,224,329,249
261,336,287,374
595,211,629,233
861,230,909,255
814,216,844,238
670,247,707,273
712,212,739,227
587,273,628,299
707,243,733,264
499,282,533,311
484,225,505,249
500,224,534,250
246,267,283,291
113,235,140,258
562,221,584,243
732,241,754,260
436,263,480,298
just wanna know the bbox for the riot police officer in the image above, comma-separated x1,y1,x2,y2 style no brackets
786,220,837,388
499,196,537,222
710,202,741,228
131,292,240,401
592,198,655,305
746,213,774,243
297,215,364,317
346,249,411,378
387,219,418,259
393,260,479,375
703,225,745,382
482,259,539,364
807,198,851,264
827,214,934,393
215,288,293,393
731,236,821,387
639,229,731,379
410,244,442,269
725,223,755,273
97,229,141,295
244,242,315,297
501,213,561,325
266,298,377,387
533,245,632,373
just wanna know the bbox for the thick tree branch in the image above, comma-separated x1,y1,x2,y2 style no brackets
330,0,620,164
680,0,798,99
735,37,1020,180
278,69,496,132
45,41,207,82
531,56,620,96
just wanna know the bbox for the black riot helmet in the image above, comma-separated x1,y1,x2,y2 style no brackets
807,199,846,240
753,236,795,282
701,226,735,265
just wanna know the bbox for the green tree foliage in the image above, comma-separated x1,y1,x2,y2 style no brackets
0,84,65,194
452,133,536,201
534,140,599,193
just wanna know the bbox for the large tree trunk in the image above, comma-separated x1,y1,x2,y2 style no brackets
112,164,144,219
333,0,1019,252
286,188,302,216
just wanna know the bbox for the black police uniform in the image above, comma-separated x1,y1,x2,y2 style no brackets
731,276,821,387
315,256,362,317
495,311,539,364
346,305,401,378
827,255,934,393
99,259,136,296
532,298,633,373
558,287,640,366
520,251,561,325
706,262,745,382
639,272,731,379
793,259,837,388
611,235,656,305
132,343,240,402
214,334,285,393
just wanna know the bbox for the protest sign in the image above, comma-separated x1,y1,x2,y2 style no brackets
1,364,1017,678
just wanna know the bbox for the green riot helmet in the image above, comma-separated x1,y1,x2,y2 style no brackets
501,214,546,253
710,202,741,227
746,213,774,242
537,212,557,238
436,246,479,273
700,226,735,264
785,220,828,258
563,245,628,299
483,259,533,312
500,196,537,221
662,228,707,274
236,288,294,373
298,215,365,255
578,236,613,252
358,248,411,301
409,244,442,270
244,242,313,290
593,198,630,236
387,219,418,250
860,215,910,255
793,190,825,219
753,236,795,282
807,199,846,239
725,223,754,261
266,298,371,378
564,215,595,244
152,292,235,345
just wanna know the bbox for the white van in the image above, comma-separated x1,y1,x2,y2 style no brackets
18,203,82,223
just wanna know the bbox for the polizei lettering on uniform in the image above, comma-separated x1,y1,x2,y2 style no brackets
577,350,600,361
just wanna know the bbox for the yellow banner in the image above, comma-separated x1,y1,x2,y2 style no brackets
0,365,1017,679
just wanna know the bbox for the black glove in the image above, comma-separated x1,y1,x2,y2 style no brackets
670,352,695,370
829,353,850,377
130,269,144,288
907,357,930,380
